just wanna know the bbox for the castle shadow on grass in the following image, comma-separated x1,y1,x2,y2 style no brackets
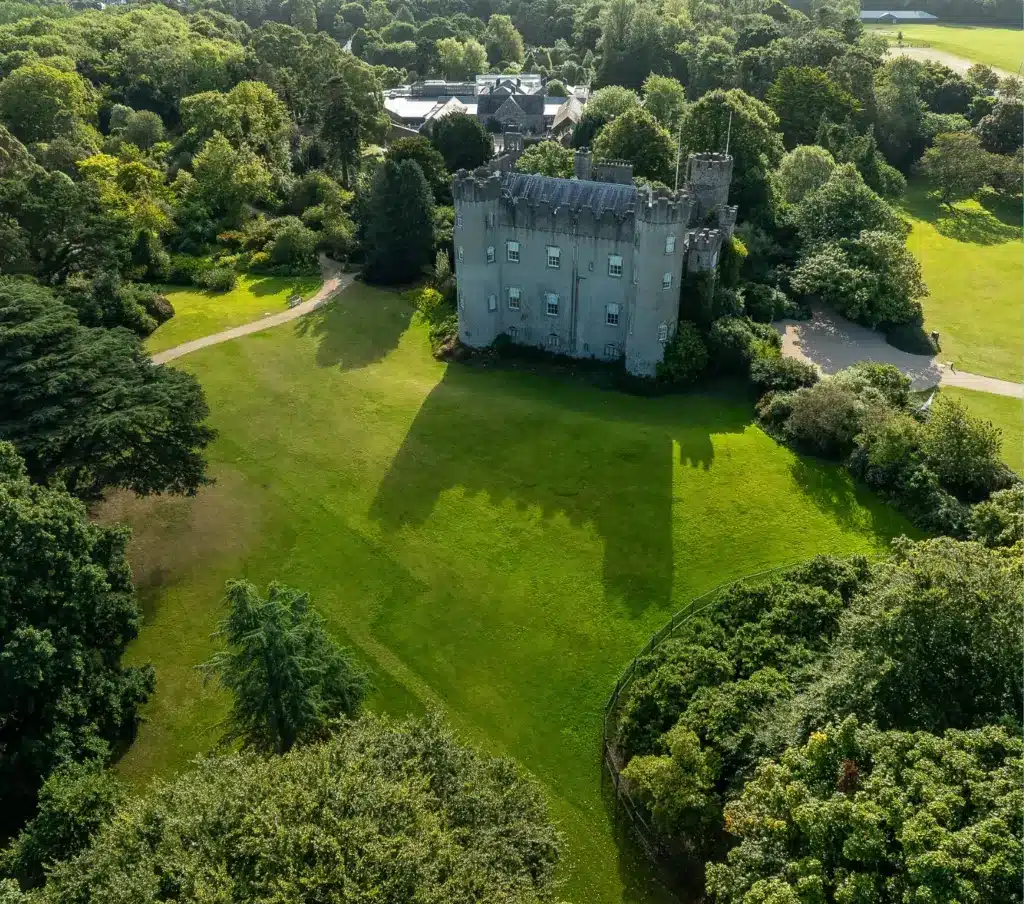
370,364,752,616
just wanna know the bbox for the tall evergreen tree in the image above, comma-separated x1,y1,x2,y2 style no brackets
363,158,435,284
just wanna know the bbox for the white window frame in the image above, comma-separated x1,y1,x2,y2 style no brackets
547,333,560,350
487,293,497,312
457,246,464,263
545,292,559,316
456,215,463,228
507,325,518,339
486,245,495,263
546,245,561,269
507,286,521,310
662,272,672,289
658,322,669,343
604,342,620,358
665,235,676,254
507,241,520,262
605,303,620,327
608,254,623,278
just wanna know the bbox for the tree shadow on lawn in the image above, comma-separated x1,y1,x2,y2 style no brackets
246,275,321,297
902,186,1020,245
293,285,413,371
789,457,909,537
369,365,750,617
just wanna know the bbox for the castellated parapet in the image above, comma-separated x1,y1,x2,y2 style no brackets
716,204,738,240
453,167,503,202
686,227,724,272
687,152,733,221
592,158,634,185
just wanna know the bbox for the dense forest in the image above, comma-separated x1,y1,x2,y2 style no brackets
0,0,1021,899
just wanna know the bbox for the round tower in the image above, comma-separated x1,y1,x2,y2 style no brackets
686,153,733,222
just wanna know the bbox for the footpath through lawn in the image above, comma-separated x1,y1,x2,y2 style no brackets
105,285,914,904
903,180,1022,384
869,23,1024,73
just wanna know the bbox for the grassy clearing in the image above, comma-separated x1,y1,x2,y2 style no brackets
104,284,914,904
146,273,322,354
939,386,1022,474
868,23,1024,73
900,180,1022,383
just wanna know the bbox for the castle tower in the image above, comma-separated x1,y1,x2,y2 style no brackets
625,188,688,377
686,153,733,223
574,148,592,181
686,228,724,273
452,167,503,349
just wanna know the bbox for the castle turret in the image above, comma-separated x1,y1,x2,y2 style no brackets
574,148,592,181
452,167,503,349
686,227,724,273
686,153,733,222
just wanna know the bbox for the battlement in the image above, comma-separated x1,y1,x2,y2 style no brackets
717,204,738,239
690,227,722,251
637,185,692,225
592,158,634,185
574,148,592,181
687,226,724,273
686,152,733,221
453,167,503,202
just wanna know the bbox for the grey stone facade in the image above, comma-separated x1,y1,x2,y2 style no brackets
452,146,737,376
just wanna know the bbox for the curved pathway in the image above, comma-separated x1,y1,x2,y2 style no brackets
152,256,352,365
886,44,1017,80
777,309,1023,399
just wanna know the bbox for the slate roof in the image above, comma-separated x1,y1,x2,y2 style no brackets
502,173,637,216
552,96,584,132
859,9,938,19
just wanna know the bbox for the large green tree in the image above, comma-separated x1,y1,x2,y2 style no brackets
363,158,435,284
386,135,451,202
918,130,993,209
793,163,906,246
766,66,859,149
202,581,368,754
642,74,687,133
482,14,524,65
707,719,1022,904
515,141,575,178
429,111,491,172
0,442,152,835
39,715,561,904
772,144,837,205
0,63,95,146
593,107,675,184
0,280,215,499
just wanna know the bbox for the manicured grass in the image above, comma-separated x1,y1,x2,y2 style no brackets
940,386,1022,475
868,23,1024,73
901,180,1022,383
146,274,322,354
103,285,914,904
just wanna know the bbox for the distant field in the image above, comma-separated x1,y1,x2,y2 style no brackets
147,274,321,353
940,387,1022,474
901,180,1022,383
103,284,914,904
869,23,1023,73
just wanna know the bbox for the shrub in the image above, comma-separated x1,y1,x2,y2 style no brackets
742,282,792,323
718,235,747,288
406,286,457,355
657,320,708,386
749,354,818,394
921,396,1011,503
265,217,319,274
167,254,209,286
771,381,871,458
141,293,174,325
969,484,1024,548
197,267,237,292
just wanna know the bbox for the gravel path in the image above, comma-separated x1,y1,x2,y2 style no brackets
886,45,1016,79
777,309,1024,399
152,257,352,365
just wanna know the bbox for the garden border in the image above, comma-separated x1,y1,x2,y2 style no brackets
600,560,818,861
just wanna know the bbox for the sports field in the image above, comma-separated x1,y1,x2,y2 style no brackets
902,180,1022,383
147,273,321,353
869,23,1023,73
105,286,914,903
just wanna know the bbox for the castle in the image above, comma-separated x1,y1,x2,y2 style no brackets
452,141,737,376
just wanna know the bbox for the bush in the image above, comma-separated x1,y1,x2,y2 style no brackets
743,282,794,323
265,217,319,274
769,381,871,458
718,236,747,288
197,267,237,292
167,254,209,286
969,484,1024,548
141,293,174,324
657,320,709,386
749,354,819,394
406,286,457,355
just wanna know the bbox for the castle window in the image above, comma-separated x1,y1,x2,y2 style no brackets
658,323,669,343
608,255,623,278
604,343,620,358
487,294,497,312
457,246,464,263
548,334,560,350
486,245,495,263
458,291,465,310
486,212,495,228
507,241,520,262
508,287,521,310
545,293,559,316
665,235,676,254
456,215,463,228
605,303,620,326
507,326,518,339
711,251,719,268
547,246,561,268
662,272,672,289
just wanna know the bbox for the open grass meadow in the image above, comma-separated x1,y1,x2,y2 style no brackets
104,284,916,903
146,273,322,353
901,180,1022,383
868,23,1024,73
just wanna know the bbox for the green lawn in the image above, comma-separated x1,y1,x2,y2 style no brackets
868,23,1024,73
901,180,1022,383
146,274,322,354
103,285,915,904
940,386,1022,474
